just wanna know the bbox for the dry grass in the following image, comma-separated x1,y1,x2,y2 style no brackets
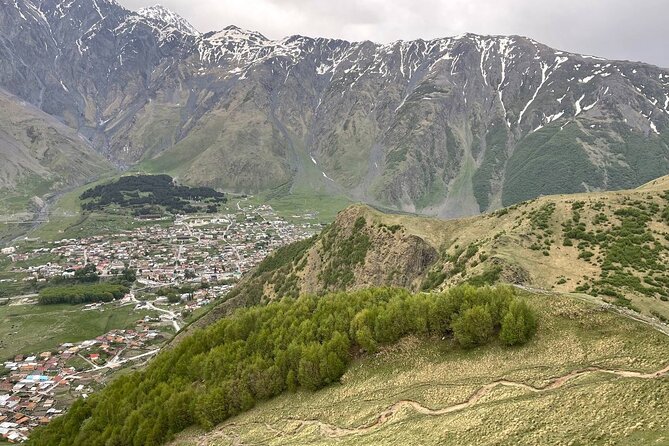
354,181,669,320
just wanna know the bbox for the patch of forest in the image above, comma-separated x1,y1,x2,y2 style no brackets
80,175,226,215
28,285,536,446
36,264,135,305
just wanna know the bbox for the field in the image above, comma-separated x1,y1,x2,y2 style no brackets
0,303,159,360
255,192,352,224
172,291,669,445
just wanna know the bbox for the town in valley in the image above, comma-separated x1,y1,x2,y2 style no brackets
0,200,320,442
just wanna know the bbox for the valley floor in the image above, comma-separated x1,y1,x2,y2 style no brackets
172,291,669,446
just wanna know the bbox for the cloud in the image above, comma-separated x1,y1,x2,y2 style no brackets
118,0,669,67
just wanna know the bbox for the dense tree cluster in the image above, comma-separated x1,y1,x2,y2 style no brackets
37,284,129,305
29,285,536,446
80,175,226,215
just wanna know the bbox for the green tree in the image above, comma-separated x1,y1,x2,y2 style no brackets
74,263,99,283
452,305,494,348
500,300,537,346
120,267,137,284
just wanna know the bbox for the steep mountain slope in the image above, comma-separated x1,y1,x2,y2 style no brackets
2,0,669,216
0,88,113,221
212,176,669,325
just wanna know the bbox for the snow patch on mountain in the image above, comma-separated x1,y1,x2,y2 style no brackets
137,4,199,36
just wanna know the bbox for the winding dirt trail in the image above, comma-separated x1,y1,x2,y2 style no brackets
195,362,669,445
280,365,669,438
280,363,669,438
193,292,669,445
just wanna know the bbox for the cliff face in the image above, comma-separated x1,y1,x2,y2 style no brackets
296,206,438,293
210,172,669,332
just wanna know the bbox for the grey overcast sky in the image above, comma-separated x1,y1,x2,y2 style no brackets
117,0,669,68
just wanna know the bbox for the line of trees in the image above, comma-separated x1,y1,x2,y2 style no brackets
28,285,536,446
37,284,129,305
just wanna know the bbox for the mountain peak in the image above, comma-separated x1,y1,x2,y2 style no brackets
207,25,268,43
137,4,199,36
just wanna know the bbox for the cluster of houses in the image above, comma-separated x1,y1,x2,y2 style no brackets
4,203,317,289
0,352,73,443
0,203,320,442
0,326,166,443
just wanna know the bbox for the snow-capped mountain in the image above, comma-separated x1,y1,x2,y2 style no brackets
137,5,199,37
1,0,669,216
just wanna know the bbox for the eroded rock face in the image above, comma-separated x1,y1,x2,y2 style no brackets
301,206,439,293
215,205,439,313
3,0,669,216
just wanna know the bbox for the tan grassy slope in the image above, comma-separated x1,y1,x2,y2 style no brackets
167,180,669,445
171,291,669,446
218,176,669,325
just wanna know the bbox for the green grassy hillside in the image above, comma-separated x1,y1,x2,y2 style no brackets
171,290,669,446
28,286,537,445
0,90,114,237
22,177,669,446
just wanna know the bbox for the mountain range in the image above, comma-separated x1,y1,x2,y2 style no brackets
2,0,669,217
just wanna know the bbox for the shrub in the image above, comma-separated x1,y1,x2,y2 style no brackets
500,300,537,346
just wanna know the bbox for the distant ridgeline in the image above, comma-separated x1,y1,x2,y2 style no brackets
80,175,227,216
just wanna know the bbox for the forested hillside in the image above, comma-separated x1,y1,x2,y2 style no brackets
28,286,535,445
80,174,226,216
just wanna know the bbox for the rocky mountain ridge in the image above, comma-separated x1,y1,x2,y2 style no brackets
206,175,669,332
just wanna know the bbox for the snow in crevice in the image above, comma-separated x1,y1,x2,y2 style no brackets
650,121,660,134
546,111,565,123
583,98,598,111
497,37,514,127
518,56,568,125
450,53,461,75
575,94,586,115
92,0,105,20
322,171,334,181
475,37,495,86
14,0,27,20
394,94,409,112
518,62,550,125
